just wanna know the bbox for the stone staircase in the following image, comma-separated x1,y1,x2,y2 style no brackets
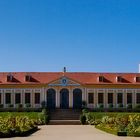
49,109,82,125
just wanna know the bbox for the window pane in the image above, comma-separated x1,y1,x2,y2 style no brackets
5,93,11,104
136,93,140,103
15,93,21,104
117,93,123,104
25,93,30,104
108,93,113,104
98,93,103,104
88,93,94,104
127,93,132,104
35,93,40,104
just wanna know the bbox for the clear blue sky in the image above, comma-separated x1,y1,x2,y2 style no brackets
0,0,140,72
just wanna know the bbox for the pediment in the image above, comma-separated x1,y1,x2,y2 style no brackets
48,76,81,86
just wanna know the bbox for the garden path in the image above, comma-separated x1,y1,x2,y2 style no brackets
2,125,140,140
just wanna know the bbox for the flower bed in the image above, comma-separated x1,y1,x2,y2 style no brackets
0,116,38,138
95,125,117,135
0,126,38,138
84,111,140,137
0,110,49,138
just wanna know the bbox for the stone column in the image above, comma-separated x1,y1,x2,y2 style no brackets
69,88,73,108
81,89,87,101
2,90,5,108
43,88,48,103
57,88,60,108
3,91,6,108
22,90,25,107
30,90,33,108
113,91,117,108
94,90,98,108
13,92,15,108
11,90,14,106
104,90,107,108
56,88,59,108
132,90,136,108
123,91,127,108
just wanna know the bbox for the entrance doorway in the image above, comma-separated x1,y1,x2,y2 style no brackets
73,88,82,109
47,88,56,109
60,88,69,109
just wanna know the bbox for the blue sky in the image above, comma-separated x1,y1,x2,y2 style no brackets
0,0,140,72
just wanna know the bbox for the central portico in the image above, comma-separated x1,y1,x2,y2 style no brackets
46,76,84,109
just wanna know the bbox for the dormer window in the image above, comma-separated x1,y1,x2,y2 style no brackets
136,77,140,82
7,74,13,82
25,75,31,82
116,76,122,82
98,76,104,82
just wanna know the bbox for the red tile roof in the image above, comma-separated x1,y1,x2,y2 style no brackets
0,72,140,85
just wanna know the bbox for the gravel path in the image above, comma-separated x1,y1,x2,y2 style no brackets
2,125,140,140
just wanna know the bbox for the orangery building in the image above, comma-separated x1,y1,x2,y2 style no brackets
0,71,140,109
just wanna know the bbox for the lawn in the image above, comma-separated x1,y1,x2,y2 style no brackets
0,112,40,119
87,112,140,120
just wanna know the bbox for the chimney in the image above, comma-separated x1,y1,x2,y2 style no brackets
63,67,66,73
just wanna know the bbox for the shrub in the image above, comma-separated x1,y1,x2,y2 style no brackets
82,108,88,114
25,103,31,108
16,104,23,108
86,113,95,125
41,101,47,109
127,104,132,109
118,103,123,108
98,104,104,109
135,104,140,109
0,104,3,108
80,114,86,125
108,103,113,108
44,115,50,124
8,104,13,108
16,104,23,112
42,108,48,115
37,109,49,125
82,101,87,109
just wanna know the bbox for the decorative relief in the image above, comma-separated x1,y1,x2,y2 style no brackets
48,77,80,87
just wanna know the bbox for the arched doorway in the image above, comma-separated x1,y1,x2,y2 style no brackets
47,88,56,109
60,88,69,109
73,88,82,109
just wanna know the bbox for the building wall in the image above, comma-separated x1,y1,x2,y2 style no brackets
0,85,140,109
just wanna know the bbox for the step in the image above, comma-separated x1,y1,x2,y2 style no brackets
49,109,82,121
49,120,81,125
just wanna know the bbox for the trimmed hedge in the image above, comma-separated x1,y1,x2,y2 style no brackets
80,114,86,125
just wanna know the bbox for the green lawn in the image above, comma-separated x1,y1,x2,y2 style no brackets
0,112,40,119
88,112,140,120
